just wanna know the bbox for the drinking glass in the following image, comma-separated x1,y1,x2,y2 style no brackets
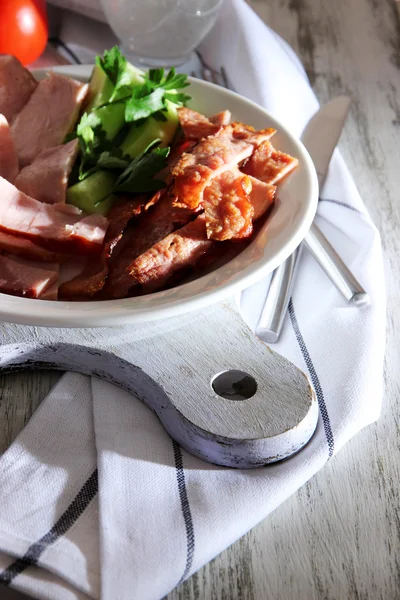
100,0,223,67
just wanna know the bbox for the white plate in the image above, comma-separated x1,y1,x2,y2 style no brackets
1,65,318,327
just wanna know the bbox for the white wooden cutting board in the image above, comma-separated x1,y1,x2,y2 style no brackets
0,299,317,468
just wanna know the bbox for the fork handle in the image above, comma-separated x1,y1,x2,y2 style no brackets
257,245,303,343
257,222,369,343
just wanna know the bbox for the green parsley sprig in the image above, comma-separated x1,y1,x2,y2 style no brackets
96,58,191,123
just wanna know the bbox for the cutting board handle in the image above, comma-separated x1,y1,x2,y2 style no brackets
0,300,317,468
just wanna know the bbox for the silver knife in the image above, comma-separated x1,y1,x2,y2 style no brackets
257,97,369,343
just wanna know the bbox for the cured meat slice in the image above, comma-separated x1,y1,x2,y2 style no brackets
59,195,147,298
203,164,276,241
243,140,298,184
129,214,214,292
203,170,254,241
246,175,276,220
104,193,194,299
177,107,223,141
11,73,87,166
0,114,18,182
209,110,231,126
14,139,79,204
0,231,67,262
0,176,108,254
0,55,37,122
0,254,58,298
172,127,253,209
39,282,59,300
172,124,275,209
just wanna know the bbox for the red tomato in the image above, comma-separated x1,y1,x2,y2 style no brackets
0,0,48,66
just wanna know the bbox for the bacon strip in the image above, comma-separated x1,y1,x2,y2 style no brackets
177,107,222,141
103,192,194,299
246,176,276,220
209,111,231,126
202,163,277,241
203,170,254,241
177,108,231,141
243,140,298,184
172,124,275,210
129,214,214,293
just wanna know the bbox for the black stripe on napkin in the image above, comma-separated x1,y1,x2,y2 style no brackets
172,441,195,584
0,469,98,586
319,197,363,215
288,299,335,457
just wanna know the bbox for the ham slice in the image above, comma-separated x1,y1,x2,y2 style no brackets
103,192,194,299
0,254,58,298
39,283,58,300
0,114,18,182
14,139,79,204
0,55,37,123
172,124,275,209
243,140,298,184
0,176,108,254
11,73,87,167
3,256,60,300
0,231,67,261
59,195,148,298
203,169,254,241
129,214,214,293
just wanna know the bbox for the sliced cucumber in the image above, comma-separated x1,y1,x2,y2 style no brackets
66,171,116,215
121,99,180,158
85,62,145,141
85,64,114,113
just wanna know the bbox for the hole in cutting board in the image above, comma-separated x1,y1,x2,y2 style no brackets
212,370,257,401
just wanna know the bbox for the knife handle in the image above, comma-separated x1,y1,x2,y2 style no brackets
257,222,369,344
304,222,369,305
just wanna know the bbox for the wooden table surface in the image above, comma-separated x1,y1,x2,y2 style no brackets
1,0,399,598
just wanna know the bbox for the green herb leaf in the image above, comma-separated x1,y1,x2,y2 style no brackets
75,112,118,180
77,112,102,151
114,143,170,193
97,151,130,171
125,87,166,122
147,68,164,85
145,67,191,91
164,91,192,104
96,46,127,88
162,68,191,90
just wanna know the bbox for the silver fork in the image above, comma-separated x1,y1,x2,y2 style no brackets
194,66,368,340
192,66,228,87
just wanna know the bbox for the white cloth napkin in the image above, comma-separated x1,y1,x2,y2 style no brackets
0,1,386,599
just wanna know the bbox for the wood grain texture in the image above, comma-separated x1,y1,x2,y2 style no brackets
1,0,399,598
